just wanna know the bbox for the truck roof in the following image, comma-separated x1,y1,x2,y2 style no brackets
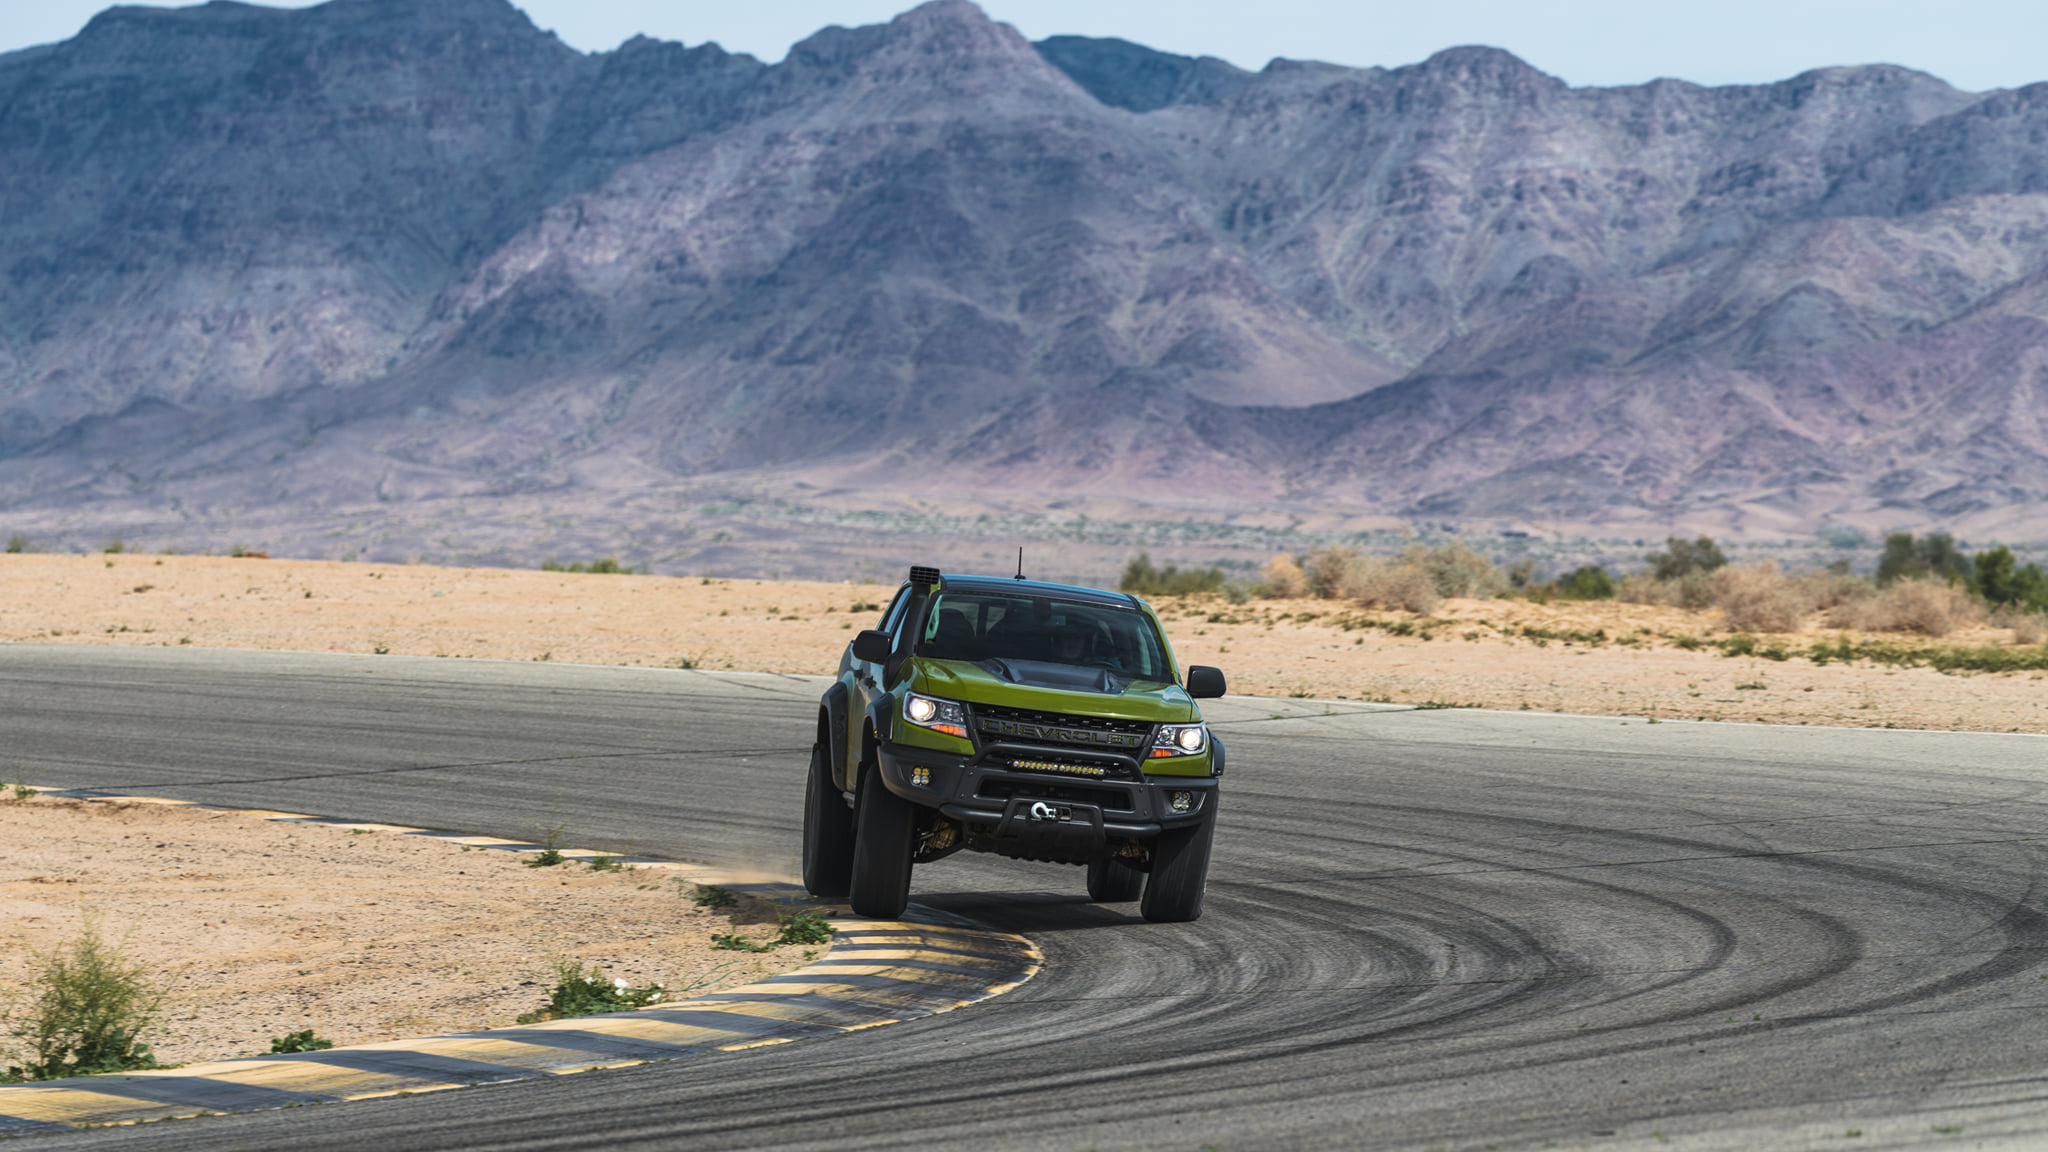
931,572,1141,610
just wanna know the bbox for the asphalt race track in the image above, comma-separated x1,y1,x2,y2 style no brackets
7,644,2048,1151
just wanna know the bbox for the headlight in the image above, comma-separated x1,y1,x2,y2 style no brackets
902,692,968,739
1152,723,1207,757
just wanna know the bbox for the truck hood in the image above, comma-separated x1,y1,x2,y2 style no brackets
911,657,1198,723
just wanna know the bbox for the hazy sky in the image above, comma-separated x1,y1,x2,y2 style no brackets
8,0,2047,92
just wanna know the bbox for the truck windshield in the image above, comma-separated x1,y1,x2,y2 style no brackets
916,592,1173,683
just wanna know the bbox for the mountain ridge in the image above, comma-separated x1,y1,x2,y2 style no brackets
2,0,2045,564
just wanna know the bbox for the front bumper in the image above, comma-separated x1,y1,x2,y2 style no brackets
875,739,1217,863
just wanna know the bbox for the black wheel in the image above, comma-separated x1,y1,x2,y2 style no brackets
847,764,915,919
801,743,855,899
1086,857,1145,902
1141,799,1218,923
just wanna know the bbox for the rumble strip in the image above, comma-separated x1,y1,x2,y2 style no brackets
0,790,1042,1136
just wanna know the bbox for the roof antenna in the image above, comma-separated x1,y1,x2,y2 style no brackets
1015,547,1026,581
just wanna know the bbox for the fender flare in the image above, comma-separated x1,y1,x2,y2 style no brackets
861,694,896,779
820,682,851,792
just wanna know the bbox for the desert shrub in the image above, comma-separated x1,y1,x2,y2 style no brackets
1616,573,1664,604
1622,569,1714,609
1119,553,1226,597
1671,570,1716,610
1352,548,1439,614
1302,546,1370,599
1989,606,2048,645
2011,614,2047,646
2,911,162,1081
5,535,26,554
543,557,629,574
1799,570,1873,610
1257,555,1308,599
1974,546,2048,612
1711,563,1814,633
1553,565,1615,601
1827,577,1981,637
1648,535,1727,581
1423,541,1506,599
1876,532,1972,587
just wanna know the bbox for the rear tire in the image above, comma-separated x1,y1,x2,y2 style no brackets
1140,799,1218,923
1086,857,1145,902
801,743,855,899
847,764,915,919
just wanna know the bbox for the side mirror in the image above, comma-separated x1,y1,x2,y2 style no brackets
851,629,893,664
1185,665,1226,699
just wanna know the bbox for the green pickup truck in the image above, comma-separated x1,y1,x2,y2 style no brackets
802,566,1227,923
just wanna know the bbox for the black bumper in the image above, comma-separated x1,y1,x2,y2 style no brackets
875,739,1218,862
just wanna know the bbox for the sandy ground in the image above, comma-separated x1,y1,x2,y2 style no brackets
2,552,2044,733
0,792,813,1070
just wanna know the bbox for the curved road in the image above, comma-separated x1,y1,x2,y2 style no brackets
7,644,2048,1150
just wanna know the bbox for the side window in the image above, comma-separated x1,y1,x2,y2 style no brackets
879,586,912,637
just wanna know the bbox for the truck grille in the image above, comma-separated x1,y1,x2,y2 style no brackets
970,704,1152,751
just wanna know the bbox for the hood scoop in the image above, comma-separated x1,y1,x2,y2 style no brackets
977,658,1128,695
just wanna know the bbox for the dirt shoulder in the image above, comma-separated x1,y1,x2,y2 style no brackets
0,793,813,1069
2,552,2042,733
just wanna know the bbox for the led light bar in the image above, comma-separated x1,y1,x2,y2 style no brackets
1007,759,1108,778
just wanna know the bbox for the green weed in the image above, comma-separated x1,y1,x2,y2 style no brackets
269,1029,333,1054
690,884,738,910
523,821,569,868
775,910,834,946
514,957,670,1024
712,908,836,952
1,910,162,1082
710,931,775,953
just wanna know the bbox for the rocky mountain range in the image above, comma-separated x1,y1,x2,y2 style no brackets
2,0,2045,570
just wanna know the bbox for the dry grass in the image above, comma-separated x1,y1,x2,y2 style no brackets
1826,578,1982,637
1298,543,1503,615
1711,563,1813,633
1996,609,2048,645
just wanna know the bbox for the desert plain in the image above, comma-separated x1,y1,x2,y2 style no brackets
2,551,2044,732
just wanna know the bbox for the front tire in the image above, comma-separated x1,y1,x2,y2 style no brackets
847,764,915,919
801,743,855,899
1140,800,1218,923
1086,857,1145,902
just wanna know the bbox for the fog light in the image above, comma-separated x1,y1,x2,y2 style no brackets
911,767,931,788
1169,791,1192,813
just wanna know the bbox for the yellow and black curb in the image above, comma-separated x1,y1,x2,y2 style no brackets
0,790,1042,1136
